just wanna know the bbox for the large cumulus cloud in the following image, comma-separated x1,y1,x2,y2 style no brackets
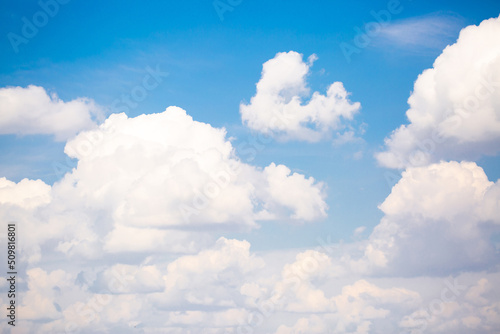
350,161,500,276
0,106,328,265
377,15,500,168
60,106,327,232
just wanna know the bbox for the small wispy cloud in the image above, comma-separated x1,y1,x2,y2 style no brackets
375,13,464,51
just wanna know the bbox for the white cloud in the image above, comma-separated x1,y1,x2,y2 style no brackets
164,308,249,329
0,177,51,209
399,273,500,334
240,51,361,142
0,106,327,272
1,228,499,333
271,250,334,313
57,107,327,238
275,279,420,334
102,225,212,254
0,177,74,264
3,256,498,334
376,15,500,168
258,163,327,221
17,268,70,320
0,85,102,141
95,264,164,294
152,237,265,310
351,161,500,276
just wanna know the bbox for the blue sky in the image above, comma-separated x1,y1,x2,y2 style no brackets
1,1,500,333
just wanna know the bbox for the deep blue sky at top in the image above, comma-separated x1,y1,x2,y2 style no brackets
1,0,500,249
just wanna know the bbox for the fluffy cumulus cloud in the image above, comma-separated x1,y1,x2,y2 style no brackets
150,237,265,317
377,15,500,168
0,85,102,141
275,280,420,334
60,107,327,232
0,177,51,209
240,51,361,142
350,161,500,276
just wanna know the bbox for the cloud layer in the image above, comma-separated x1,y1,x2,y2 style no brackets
240,51,361,142
2,126,499,333
377,15,500,168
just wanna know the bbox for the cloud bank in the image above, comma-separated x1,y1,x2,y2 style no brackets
1,117,499,333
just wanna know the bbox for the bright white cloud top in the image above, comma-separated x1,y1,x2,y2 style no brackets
0,85,102,141
377,15,500,168
63,107,327,230
240,51,361,142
